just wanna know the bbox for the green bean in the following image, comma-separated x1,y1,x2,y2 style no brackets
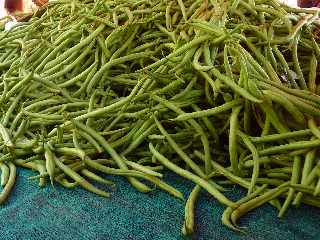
223,45,234,80
155,78,185,95
55,161,84,181
151,95,212,174
222,184,267,232
122,124,156,155
143,35,211,71
195,150,251,188
32,75,74,102
23,110,64,121
229,106,242,175
293,149,316,206
2,86,27,127
260,101,289,134
0,162,16,204
258,77,320,106
70,75,145,122
87,52,152,94
313,179,320,196
81,15,117,29
308,54,317,93
73,62,98,97
172,77,196,101
0,32,27,46
235,44,269,80
265,172,291,180
250,129,313,143
169,47,197,74
0,48,16,63
177,0,187,21
125,159,163,178
171,11,180,25
15,138,37,150
154,116,205,178
44,143,56,186
146,175,184,200
84,157,183,199
243,78,259,99
182,185,201,235
308,119,320,140
174,100,242,121
192,46,212,72
231,182,289,226
292,36,307,89
309,33,320,58
263,90,305,124
305,163,320,187
34,160,46,187
258,139,320,156
86,90,98,127
156,23,176,43
77,130,103,153
55,147,86,161
26,43,48,66
191,104,219,143
46,24,105,69
192,19,225,36
238,131,259,195
273,45,298,89
0,162,9,187
111,26,140,61
230,0,241,13
278,156,301,217
210,68,262,103
0,123,14,148
0,79,8,105
43,50,79,76
72,120,152,193
80,169,115,187
150,143,237,208
45,43,95,81
248,178,285,186
266,41,278,71
55,157,109,197
165,1,172,30
56,178,78,188
110,121,143,148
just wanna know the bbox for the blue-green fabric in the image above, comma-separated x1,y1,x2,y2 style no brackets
1,169,319,240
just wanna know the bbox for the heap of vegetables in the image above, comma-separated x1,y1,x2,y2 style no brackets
0,0,319,234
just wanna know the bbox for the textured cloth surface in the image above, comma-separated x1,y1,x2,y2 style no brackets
0,168,319,240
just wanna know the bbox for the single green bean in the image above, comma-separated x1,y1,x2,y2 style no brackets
0,162,16,204
0,162,9,187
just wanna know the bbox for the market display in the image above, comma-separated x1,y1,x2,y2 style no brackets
0,0,319,234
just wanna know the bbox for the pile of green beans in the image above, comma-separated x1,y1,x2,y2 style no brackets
0,0,320,234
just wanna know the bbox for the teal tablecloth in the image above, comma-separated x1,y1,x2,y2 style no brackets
1,168,319,240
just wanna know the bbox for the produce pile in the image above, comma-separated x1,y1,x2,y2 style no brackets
0,0,319,234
